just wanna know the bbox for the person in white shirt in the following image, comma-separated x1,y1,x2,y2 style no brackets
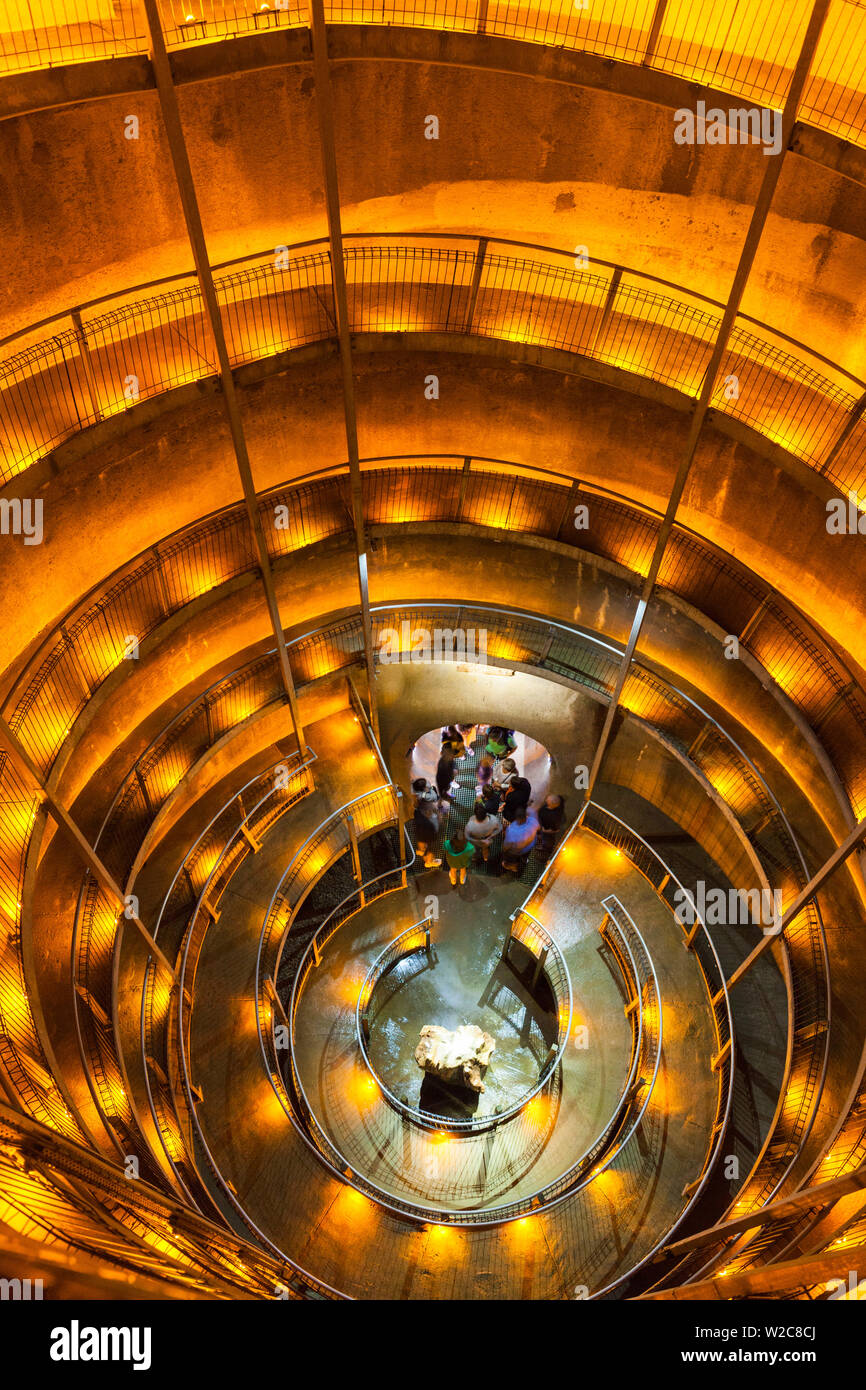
464,801,502,863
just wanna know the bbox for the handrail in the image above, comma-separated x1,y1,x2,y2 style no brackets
138,748,316,1204
11,600,833,1271
2,2,866,151
274,863,644,1223
146,749,342,1295
69,598,829,1209
577,805,733,1297
9,229,864,395
2,234,863,498
4,456,861,834
252,797,729,1285
352,909,573,1134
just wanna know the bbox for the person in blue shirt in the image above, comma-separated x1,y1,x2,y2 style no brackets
502,806,540,875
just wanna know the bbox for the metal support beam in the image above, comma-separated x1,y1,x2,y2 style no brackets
639,1242,866,1300
463,237,488,332
821,387,866,477
657,1163,866,1262
642,0,668,66
308,0,379,741
725,814,866,992
141,0,306,760
0,717,176,980
584,0,831,801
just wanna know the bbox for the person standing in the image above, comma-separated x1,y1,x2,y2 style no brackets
495,757,520,793
476,753,495,798
538,794,565,855
501,774,532,823
435,748,456,809
444,830,476,887
485,726,516,760
440,725,466,758
412,775,438,811
502,806,540,875
464,801,502,863
412,798,442,868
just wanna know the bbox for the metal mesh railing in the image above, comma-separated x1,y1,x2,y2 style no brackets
3,2,866,153
351,909,572,1132
0,754,85,1141
138,752,314,1198
256,800,729,1298
3,237,865,502
0,1103,340,1300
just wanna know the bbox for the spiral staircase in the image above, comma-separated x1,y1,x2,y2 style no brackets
0,0,865,1302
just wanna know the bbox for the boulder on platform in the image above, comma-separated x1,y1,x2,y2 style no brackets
414,1023,496,1093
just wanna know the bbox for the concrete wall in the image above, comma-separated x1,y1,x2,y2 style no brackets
2,352,863,692
3,45,865,379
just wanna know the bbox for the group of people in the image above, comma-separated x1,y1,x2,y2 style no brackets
410,724,565,885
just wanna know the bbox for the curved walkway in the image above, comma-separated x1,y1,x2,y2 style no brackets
186,713,723,1294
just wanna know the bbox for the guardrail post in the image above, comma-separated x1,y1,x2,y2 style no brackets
462,237,488,333
346,812,363,900
682,918,701,950
456,456,473,519
135,766,154,817
395,787,408,887
70,308,103,422
265,976,288,1028
642,0,668,65
529,944,548,994
585,266,622,358
400,1098,412,1167
151,544,174,618
478,1106,501,1190
555,478,583,538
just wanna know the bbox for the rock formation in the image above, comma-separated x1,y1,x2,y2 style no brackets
414,1023,496,1093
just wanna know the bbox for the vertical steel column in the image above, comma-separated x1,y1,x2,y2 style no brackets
584,0,831,802
141,0,307,760
308,0,380,740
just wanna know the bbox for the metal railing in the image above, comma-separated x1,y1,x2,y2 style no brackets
351,908,572,1133
139,750,315,1203
4,587,834,1199
0,754,85,1141
68,650,296,1174
577,802,826,1245
253,798,728,1301
0,1103,337,1300
280,892,566,1215
3,235,865,503
142,746,337,1274
39,593,833,1169
3,2,866,151
3,455,861,822
165,784,406,1242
